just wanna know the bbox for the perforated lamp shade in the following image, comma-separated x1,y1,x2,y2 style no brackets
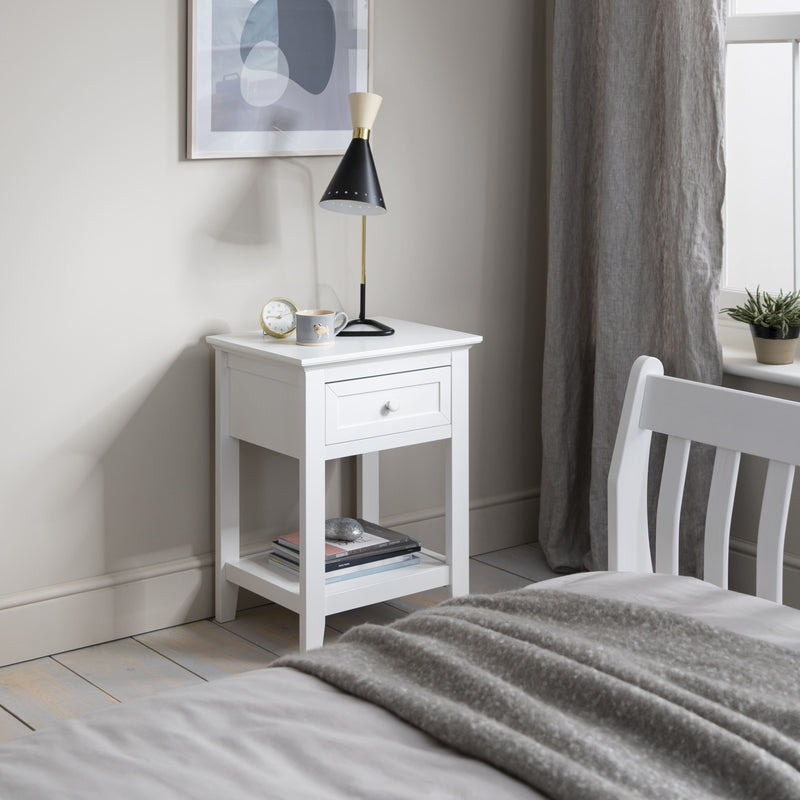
319,92,393,336
319,138,386,215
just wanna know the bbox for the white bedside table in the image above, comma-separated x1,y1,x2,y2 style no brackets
206,318,482,651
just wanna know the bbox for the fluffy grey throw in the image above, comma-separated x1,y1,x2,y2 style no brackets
276,589,800,799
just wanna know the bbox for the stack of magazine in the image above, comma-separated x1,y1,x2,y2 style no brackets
269,519,421,584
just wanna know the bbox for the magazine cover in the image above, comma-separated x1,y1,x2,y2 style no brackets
275,519,420,560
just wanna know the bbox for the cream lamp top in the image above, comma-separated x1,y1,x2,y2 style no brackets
349,92,382,134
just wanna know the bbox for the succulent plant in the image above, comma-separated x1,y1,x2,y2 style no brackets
721,287,800,337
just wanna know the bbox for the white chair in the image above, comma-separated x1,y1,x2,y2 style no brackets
608,355,800,603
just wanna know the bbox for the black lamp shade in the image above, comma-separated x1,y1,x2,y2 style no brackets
319,138,386,216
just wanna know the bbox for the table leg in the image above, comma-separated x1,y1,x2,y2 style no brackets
447,349,470,597
299,372,327,651
298,452,327,651
215,350,240,622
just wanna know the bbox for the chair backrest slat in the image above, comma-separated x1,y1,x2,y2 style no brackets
654,435,690,575
756,460,795,603
703,448,741,590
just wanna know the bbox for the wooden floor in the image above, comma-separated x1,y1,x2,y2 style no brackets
0,544,558,744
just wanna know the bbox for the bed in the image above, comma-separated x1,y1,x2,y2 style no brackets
1,355,799,799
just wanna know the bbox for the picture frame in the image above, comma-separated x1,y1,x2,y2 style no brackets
188,0,372,159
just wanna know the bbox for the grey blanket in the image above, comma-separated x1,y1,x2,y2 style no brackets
276,589,800,799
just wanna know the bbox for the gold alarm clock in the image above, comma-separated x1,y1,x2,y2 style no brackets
260,297,298,338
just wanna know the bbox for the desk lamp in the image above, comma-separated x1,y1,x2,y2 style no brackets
319,92,393,336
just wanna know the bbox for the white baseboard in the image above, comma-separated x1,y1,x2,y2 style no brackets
0,556,214,667
0,488,540,666
728,536,800,610
381,487,540,555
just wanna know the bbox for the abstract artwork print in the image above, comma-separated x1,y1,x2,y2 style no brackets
189,0,371,158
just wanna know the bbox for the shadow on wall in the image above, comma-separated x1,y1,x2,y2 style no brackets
185,157,349,316
212,159,280,247
190,158,322,271
101,342,215,573
0,343,218,607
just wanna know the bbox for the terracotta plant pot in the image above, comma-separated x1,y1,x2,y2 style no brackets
750,324,800,365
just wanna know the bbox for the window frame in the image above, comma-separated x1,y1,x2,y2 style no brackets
721,8,800,314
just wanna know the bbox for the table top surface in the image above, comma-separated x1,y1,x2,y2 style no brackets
206,318,482,367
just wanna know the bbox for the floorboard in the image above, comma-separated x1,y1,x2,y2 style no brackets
0,708,32,743
0,657,118,731
136,620,277,679
219,603,341,657
473,543,559,583
53,638,205,702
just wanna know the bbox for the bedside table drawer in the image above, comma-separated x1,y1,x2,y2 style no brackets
325,367,451,444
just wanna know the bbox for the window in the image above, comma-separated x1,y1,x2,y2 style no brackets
723,2,800,310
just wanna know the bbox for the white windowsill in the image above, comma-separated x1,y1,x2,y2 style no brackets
720,319,800,388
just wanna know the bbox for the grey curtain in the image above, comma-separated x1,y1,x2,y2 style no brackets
539,0,727,574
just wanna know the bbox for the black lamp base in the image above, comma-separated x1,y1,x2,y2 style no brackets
338,282,394,336
338,317,394,337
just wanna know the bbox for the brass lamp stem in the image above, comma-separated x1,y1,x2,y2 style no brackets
361,216,367,285
340,211,393,335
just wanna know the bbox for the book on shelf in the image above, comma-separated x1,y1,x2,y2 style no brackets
271,540,420,572
268,552,420,584
273,519,421,563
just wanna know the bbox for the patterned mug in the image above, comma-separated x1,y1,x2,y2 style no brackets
295,309,349,346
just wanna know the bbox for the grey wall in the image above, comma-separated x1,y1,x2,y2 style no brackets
0,0,547,662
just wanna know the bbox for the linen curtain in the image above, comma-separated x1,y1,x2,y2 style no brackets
539,0,727,574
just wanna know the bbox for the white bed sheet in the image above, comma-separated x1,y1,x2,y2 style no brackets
542,571,800,652
1,572,798,800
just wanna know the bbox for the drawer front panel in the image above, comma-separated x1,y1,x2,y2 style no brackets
325,367,451,444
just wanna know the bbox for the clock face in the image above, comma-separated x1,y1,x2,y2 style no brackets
260,298,298,338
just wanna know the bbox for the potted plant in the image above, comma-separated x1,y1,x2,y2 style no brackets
721,287,800,365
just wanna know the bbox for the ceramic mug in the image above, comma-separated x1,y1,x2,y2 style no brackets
295,309,349,346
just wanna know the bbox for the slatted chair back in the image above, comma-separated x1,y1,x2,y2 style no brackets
608,355,800,603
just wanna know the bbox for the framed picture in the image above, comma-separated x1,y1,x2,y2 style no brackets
188,0,372,159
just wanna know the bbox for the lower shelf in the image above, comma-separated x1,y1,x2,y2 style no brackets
224,548,450,616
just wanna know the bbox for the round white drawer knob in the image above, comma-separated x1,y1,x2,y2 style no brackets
385,400,399,412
